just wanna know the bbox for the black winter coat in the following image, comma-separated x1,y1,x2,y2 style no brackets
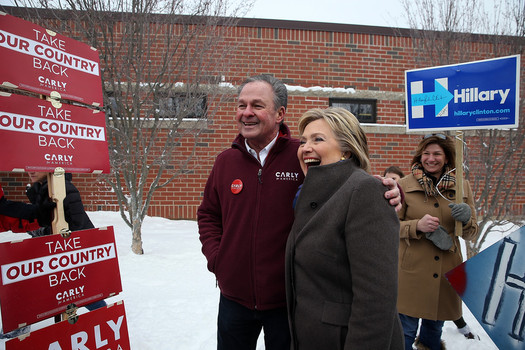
26,173,94,231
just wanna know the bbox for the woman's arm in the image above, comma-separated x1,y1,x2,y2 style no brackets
459,181,479,242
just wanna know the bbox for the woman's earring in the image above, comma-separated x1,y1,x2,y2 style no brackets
341,154,346,160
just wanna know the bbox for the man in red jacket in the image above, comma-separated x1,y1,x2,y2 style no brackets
198,75,401,350
0,183,41,233
0,213,40,233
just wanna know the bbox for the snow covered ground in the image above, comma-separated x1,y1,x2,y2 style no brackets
0,211,521,349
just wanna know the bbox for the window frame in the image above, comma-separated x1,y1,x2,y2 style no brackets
329,98,377,123
157,93,208,120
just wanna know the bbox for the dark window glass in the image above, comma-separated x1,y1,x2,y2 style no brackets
158,94,207,119
329,98,377,123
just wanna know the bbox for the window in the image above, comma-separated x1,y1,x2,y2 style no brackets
158,93,207,119
329,98,377,123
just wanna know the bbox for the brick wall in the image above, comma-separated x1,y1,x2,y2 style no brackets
1,10,523,220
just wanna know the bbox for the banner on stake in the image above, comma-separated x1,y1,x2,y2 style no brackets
0,12,103,107
0,93,110,173
446,226,525,349
0,227,122,333
405,55,520,131
6,301,130,350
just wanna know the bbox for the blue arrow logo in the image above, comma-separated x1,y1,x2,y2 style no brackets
411,79,454,117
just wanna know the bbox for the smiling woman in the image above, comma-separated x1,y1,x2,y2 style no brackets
286,107,404,350
297,107,370,175
298,119,342,171
396,134,479,349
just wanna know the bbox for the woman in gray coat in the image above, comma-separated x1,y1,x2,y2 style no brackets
285,107,404,350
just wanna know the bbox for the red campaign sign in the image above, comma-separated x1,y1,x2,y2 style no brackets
0,93,110,173
0,227,122,333
0,13,103,106
6,301,130,350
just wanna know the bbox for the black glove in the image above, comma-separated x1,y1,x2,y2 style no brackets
27,226,52,237
26,182,41,204
425,225,453,251
27,182,56,227
448,203,471,225
36,196,56,227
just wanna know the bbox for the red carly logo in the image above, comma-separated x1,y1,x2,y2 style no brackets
231,179,243,194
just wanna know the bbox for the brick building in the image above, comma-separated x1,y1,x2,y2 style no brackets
1,8,524,220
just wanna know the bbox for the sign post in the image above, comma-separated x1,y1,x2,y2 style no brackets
0,227,123,333
405,55,520,132
47,168,69,236
0,13,129,345
0,12,103,107
446,226,525,349
406,55,521,348
454,131,464,236
6,301,131,350
405,55,520,234
0,92,110,174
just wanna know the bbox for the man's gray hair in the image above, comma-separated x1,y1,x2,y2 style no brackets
238,74,288,111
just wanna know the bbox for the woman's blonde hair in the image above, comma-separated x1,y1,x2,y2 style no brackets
298,107,371,173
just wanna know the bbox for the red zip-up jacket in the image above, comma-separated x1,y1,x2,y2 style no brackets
0,184,40,233
198,123,304,310
0,215,40,233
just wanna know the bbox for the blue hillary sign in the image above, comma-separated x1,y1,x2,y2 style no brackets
446,226,525,349
405,55,520,132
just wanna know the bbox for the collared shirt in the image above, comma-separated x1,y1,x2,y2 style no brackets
245,133,279,166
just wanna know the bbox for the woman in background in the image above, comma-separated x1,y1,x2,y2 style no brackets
396,134,479,350
383,166,405,183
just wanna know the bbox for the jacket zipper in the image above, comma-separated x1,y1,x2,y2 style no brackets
252,167,264,309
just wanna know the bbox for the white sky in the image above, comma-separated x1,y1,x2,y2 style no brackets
242,0,505,33
0,0,504,35
243,0,410,28
0,0,504,32
0,0,409,27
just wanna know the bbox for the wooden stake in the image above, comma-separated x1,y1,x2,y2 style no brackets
47,167,69,236
47,167,70,322
455,131,464,237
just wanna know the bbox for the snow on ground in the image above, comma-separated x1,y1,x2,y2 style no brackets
0,212,522,349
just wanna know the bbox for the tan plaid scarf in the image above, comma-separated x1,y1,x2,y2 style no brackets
411,162,455,197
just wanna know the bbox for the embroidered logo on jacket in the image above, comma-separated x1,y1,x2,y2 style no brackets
275,171,300,181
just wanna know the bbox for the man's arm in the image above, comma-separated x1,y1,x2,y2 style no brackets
0,215,40,233
0,184,38,220
374,176,403,212
197,168,223,273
